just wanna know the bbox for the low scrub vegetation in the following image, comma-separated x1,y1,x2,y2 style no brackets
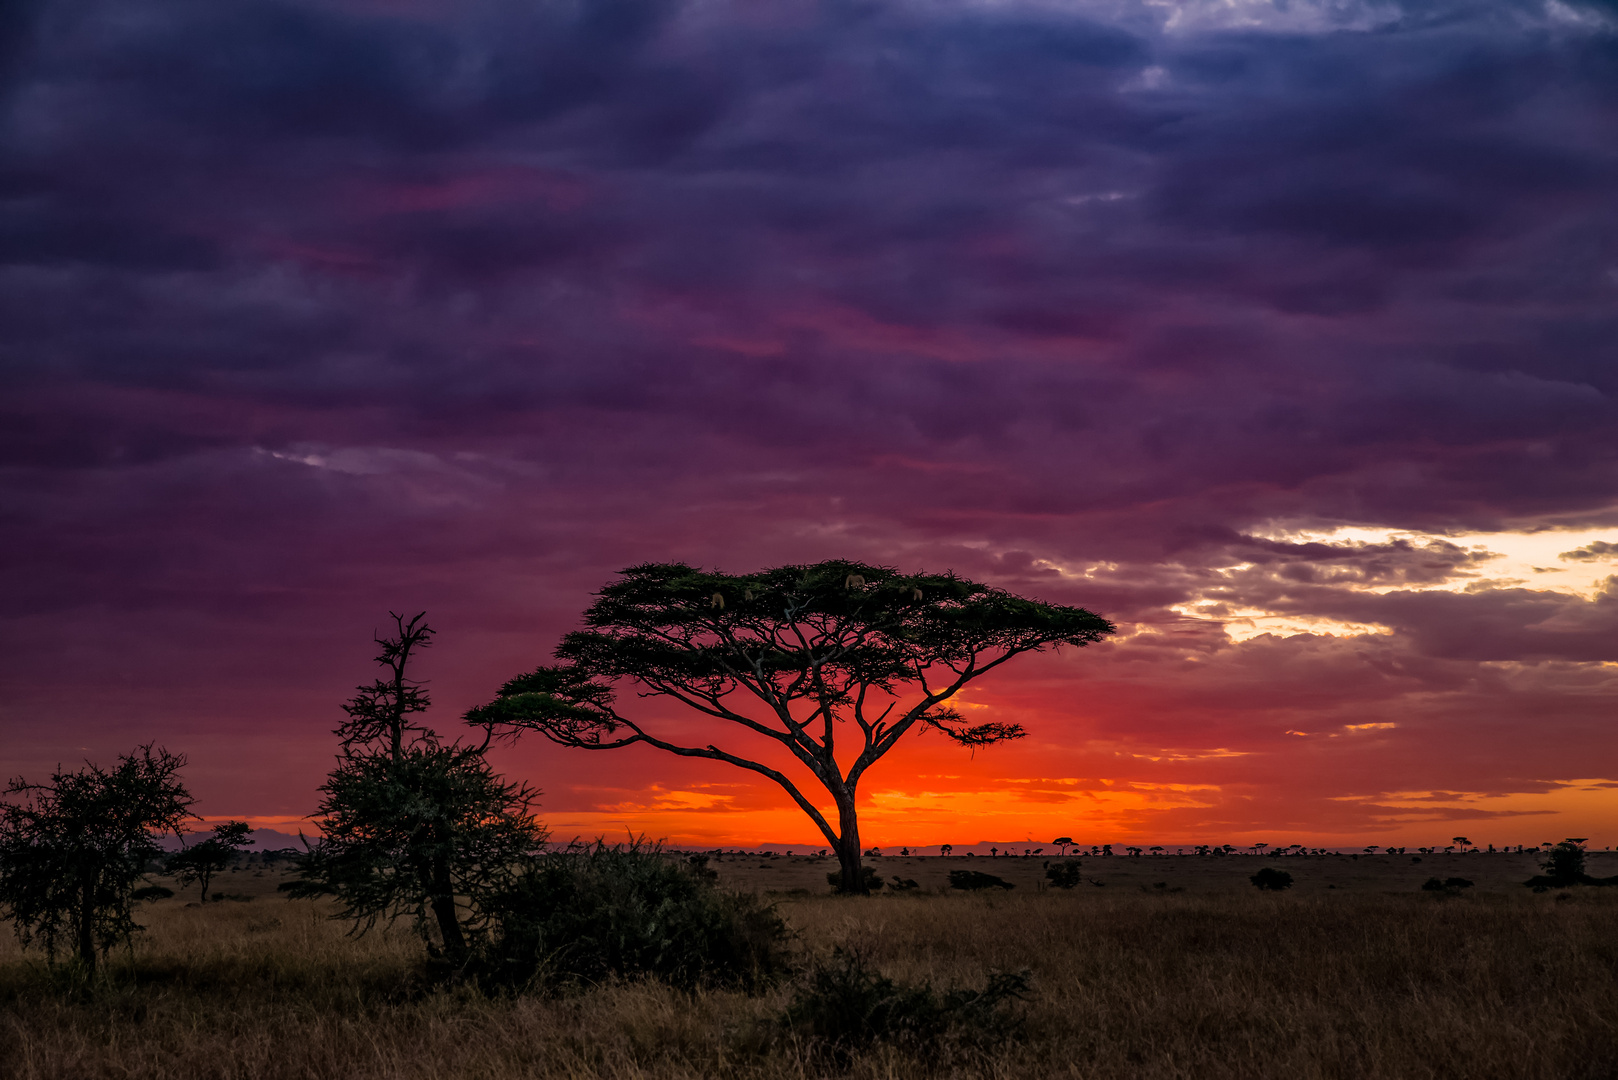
777,947,1030,1064
947,870,1013,891
1249,867,1293,891
482,841,790,991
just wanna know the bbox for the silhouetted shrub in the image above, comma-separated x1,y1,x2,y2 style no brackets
1422,877,1474,894
825,867,884,892
888,876,920,891
130,885,173,902
1250,868,1293,891
1523,840,1618,889
1045,859,1082,889
482,841,789,991
948,870,1014,891
780,947,1031,1062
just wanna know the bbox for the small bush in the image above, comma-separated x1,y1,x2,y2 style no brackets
1544,842,1585,882
1045,859,1082,889
780,947,1031,1062
131,885,174,901
888,876,920,891
1422,877,1474,894
482,841,789,991
948,869,1014,891
1250,868,1293,891
826,866,884,892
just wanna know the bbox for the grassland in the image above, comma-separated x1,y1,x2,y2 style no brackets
2,854,1616,1079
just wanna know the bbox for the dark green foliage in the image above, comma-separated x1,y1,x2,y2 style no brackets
780,948,1031,1062
948,869,1014,891
283,614,547,964
826,867,884,892
0,745,194,975
167,820,253,903
1045,859,1082,889
482,841,790,991
285,740,545,958
467,561,1114,895
1250,868,1293,891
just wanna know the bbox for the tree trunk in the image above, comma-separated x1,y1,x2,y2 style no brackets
198,869,211,903
429,856,467,961
78,872,96,976
834,792,866,895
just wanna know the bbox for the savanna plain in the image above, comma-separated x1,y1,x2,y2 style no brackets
2,851,1616,1080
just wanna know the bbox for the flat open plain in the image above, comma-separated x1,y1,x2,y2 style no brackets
1,852,1615,1079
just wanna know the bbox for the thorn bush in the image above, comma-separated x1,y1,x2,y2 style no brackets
481,840,790,991
779,947,1031,1063
948,869,1015,891
1044,859,1082,889
1249,867,1293,891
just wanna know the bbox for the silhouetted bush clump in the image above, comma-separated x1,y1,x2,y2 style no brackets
1045,859,1082,889
1422,877,1474,894
949,870,1014,891
780,947,1031,1063
1523,840,1618,889
1250,868,1293,891
482,841,789,991
825,867,884,892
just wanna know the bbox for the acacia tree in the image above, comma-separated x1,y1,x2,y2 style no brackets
168,820,253,903
0,745,194,976
286,614,547,963
466,561,1113,894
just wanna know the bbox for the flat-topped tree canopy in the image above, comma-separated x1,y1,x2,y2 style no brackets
466,560,1114,893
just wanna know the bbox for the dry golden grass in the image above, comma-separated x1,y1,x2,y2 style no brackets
2,863,1616,1079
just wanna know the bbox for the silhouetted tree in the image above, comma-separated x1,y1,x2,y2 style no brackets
467,561,1112,894
285,614,547,964
1052,836,1072,856
939,844,953,856
168,820,253,903
0,745,194,976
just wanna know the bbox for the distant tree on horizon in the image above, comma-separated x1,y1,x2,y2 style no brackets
466,561,1113,894
1053,836,1072,855
0,745,194,977
168,820,253,903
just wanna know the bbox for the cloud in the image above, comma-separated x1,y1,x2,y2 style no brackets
2,0,1617,845
1560,540,1618,561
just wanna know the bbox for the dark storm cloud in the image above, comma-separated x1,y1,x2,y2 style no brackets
4,0,1618,831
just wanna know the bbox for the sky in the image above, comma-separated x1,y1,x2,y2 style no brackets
4,0,1618,852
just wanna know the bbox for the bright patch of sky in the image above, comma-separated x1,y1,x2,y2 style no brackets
1174,527,1618,642
1261,526,1618,598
